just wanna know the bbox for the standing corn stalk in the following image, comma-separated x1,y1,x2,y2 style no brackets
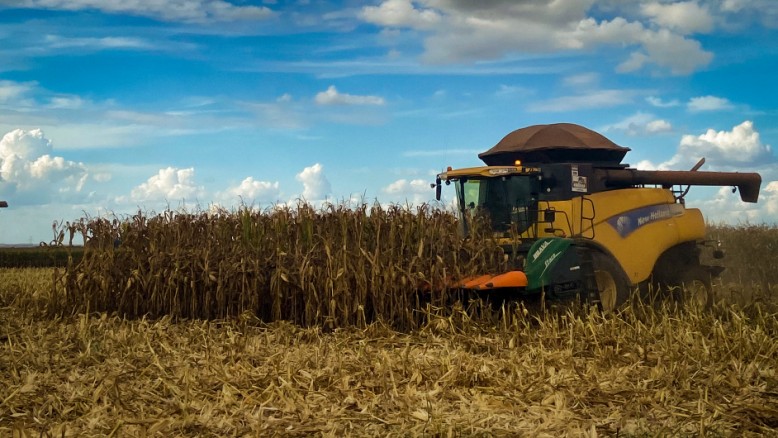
56,202,504,330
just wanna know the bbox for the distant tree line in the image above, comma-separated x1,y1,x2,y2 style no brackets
0,246,84,268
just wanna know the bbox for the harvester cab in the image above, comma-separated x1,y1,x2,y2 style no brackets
435,123,762,311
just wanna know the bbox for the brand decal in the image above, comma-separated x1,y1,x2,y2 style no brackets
532,240,551,260
544,252,561,268
607,204,683,238
540,251,562,277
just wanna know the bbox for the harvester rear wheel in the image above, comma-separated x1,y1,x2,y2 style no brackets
591,252,630,312
677,266,713,312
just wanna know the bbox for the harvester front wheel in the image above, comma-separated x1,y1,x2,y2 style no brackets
677,266,713,311
592,252,630,312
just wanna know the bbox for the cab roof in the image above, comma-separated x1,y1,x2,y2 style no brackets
439,165,539,180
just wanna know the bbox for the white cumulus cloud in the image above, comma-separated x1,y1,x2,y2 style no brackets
0,128,88,205
698,185,764,224
678,120,772,164
383,178,434,205
222,177,280,204
295,163,331,201
384,178,429,195
666,121,772,169
315,86,386,106
634,160,658,171
130,167,202,202
764,181,778,216
0,128,52,159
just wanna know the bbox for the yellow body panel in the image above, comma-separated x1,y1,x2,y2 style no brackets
544,188,705,284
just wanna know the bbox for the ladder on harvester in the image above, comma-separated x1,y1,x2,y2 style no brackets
575,197,600,307
576,246,601,308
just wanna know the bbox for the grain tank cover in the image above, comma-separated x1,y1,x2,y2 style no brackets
479,123,631,165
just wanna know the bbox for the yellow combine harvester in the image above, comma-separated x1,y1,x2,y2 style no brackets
433,123,762,310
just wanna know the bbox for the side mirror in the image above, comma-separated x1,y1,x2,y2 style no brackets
544,209,556,223
435,176,442,201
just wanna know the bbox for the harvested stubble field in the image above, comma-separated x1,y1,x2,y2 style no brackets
1,207,777,437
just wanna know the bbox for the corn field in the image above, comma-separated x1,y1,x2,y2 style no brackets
707,223,778,298
54,203,505,329
1,208,777,436
1,269,776,436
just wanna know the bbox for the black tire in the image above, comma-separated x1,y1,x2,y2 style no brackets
591,251,631,312
675,266,713,311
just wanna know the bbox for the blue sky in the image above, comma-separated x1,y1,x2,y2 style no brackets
0,0,777,244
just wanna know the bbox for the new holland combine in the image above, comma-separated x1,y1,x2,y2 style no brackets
434,123,762,310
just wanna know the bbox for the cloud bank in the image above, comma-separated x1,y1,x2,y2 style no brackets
8,0,273,23
360,0,714,74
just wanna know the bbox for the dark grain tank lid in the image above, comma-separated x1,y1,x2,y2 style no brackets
478,123,630,165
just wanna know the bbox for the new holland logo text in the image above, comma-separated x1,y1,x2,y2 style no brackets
607,204,683,238
636,208,672,226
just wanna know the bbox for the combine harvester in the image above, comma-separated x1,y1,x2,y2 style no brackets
433,123,761,310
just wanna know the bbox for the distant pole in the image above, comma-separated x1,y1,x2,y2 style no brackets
0,201,6,243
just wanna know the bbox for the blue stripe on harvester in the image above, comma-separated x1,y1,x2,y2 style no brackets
607,204,684,238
